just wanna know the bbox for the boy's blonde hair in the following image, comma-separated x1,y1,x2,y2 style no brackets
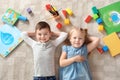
64,27,91,45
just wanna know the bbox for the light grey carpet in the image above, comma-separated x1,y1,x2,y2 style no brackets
0,0,120,80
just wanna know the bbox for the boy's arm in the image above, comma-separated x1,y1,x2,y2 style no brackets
52,32,68,46
87,36,100,53
21,31,36,47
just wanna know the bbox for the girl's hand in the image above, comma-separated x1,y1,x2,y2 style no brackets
73,55,85,62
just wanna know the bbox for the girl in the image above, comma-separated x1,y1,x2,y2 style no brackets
59,27,100,80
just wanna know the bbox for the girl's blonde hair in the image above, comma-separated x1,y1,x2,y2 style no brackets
64,27,91,45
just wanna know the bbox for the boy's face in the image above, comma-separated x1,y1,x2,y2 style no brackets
70,31,85,48
36,28,51,43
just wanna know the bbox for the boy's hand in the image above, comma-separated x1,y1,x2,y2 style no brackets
73,55,85,62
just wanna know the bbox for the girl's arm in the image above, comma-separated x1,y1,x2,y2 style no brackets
87,36,100,53
59,51,85,67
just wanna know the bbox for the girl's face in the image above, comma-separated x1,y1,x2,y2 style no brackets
70,30,85,48
35,28,51,43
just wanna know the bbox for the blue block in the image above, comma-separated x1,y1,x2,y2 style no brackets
96,18,103,24
102,46,109,52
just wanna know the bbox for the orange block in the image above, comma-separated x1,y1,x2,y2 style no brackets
103,32,120,57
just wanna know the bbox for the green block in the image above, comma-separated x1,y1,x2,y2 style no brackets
93,14,99,20
92,6,98,14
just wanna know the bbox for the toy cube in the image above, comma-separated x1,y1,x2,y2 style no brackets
62,10,67,18
102,45,109,52
97,47,104,54
93,14,99,20
85,15,92,23
27,8,32,14
98,25,104,31
56,23,62,29
64,18,70,25
96,18,103,24
66,8,73,16
92,6,98,14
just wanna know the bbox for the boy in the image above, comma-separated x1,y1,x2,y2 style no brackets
21,21,68,80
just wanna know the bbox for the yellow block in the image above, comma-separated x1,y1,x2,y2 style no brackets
64,18,70,25
98,25,104,31
103,32,120,57
66,8,73,16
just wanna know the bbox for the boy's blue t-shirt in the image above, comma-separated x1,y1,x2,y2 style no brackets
60,45,92,80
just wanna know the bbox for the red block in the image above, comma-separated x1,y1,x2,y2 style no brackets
97,48,104,54
85,15,92,23
62,10,67,18
56,23,62,29
46,4,51,10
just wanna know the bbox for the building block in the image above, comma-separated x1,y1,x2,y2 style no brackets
64,18,70,25
98,25,104,31
93,14,99,20
96,18,103,24
103,32,120,57
66,8,73,16
56,23,62,29
102,45,109,52
92,6,99,14
62,10,67,18
85,15,92,23
27,8,32,14
97,47,104,54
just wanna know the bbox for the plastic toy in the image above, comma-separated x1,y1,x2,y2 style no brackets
93,14,99,20
99,1,120,34
96,18,103,24
66,8,73,16
45,4,59,18
27,8,32,14
97,47,104,54
62,10,67,18
98,25,104,31
92,6,98,14
64,18,70,25
85,15,92,23
103,32,120,57
18,15,27,21
56,23,62,29
102,45,109,52
2,8,20,25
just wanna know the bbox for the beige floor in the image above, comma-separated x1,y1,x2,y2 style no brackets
0,0,120,80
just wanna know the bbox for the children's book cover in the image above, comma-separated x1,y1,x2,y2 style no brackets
98,1,120,34
2,8,20,26
0,24,23,57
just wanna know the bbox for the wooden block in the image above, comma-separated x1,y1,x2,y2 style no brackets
103,32,120,57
